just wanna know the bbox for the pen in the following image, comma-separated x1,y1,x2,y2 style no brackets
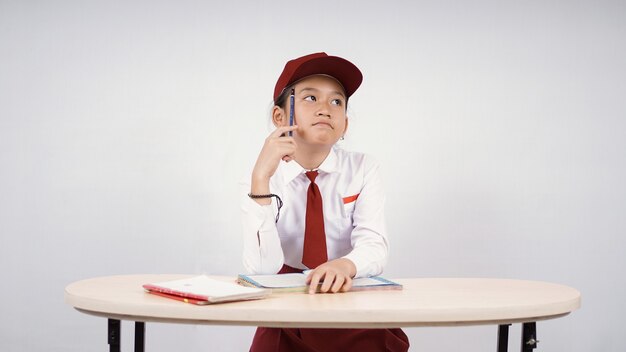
288,88,295,136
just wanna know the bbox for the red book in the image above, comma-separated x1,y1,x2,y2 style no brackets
146,290,212,305
143,275,269,305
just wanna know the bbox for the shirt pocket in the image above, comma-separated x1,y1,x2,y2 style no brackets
340,193,360,218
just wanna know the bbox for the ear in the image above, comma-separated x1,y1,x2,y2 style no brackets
272,106,286,128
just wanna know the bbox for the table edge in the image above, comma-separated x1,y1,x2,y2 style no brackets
74,307,572,328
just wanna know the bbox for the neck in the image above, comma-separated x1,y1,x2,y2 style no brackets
294,145,332,170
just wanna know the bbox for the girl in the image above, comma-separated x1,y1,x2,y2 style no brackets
241,52,409,352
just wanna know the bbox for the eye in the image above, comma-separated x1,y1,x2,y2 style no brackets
304,95,317,102
331,98,344,106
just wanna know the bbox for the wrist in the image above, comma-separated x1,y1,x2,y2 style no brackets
251,172,270,189
251,172,270,186
247,193,283,223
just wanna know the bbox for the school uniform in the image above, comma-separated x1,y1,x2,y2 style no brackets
241,147,409,352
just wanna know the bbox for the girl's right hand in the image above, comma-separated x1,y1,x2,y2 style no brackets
251,125,299,183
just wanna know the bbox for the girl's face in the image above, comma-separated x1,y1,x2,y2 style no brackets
274,75,348,148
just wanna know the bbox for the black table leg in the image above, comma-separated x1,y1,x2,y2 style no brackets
108,319,121,352
521,322,538,352
497,324,510,352
135,322,145,352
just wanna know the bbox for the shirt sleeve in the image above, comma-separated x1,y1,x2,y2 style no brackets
342,158,389,278
239,180,284,274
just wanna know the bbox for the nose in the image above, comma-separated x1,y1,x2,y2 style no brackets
316,103,331,118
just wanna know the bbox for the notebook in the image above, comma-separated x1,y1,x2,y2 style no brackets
143,275,270,305
237,273,402,293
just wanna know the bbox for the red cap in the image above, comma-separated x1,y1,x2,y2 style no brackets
273,52,363,101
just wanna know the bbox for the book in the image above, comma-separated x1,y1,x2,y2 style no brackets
143,275,270,305
237,273,403,293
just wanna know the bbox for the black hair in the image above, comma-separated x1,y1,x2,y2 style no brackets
273,86,292,109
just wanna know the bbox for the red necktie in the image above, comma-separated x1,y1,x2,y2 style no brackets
302,171,328,269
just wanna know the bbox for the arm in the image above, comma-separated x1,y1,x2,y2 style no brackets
306,156,388,293
240,186,284,274
241,125,298,274
342,159,389,278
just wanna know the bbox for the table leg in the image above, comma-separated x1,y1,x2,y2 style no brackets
135,322,145,352
521,322,538,352
497,324,510,352
108,319,121,352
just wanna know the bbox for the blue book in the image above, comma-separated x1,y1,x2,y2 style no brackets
237,273,402,293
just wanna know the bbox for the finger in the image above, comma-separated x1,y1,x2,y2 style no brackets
270,125,299,138
267,138,297,154
320,271,336,293
278,142,297,161
266,138,295,153
340,277,353,292
330,275,346,293
307,271,324,294
272,138,297,149
278,145,296,161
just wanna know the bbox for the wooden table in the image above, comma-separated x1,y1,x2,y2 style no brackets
65,274,581,352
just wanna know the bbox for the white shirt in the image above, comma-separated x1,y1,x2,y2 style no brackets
240,147,389,278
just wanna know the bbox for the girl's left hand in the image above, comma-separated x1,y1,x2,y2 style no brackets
305,258,357,294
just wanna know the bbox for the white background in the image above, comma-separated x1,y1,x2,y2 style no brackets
1,0,624,351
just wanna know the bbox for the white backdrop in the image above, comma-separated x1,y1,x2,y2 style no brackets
1,0,624,351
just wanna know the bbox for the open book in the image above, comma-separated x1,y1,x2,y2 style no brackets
143,275,270,305
237,273,402,293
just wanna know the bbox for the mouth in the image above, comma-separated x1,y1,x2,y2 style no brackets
312,122,334,129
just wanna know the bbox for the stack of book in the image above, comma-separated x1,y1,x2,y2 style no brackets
143,275,269,305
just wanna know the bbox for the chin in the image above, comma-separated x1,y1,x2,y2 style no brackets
300,132,338,145
313,135,339,145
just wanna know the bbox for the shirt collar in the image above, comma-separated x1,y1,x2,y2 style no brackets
281,148,339,185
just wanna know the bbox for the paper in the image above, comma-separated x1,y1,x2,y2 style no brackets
151,276,266,297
